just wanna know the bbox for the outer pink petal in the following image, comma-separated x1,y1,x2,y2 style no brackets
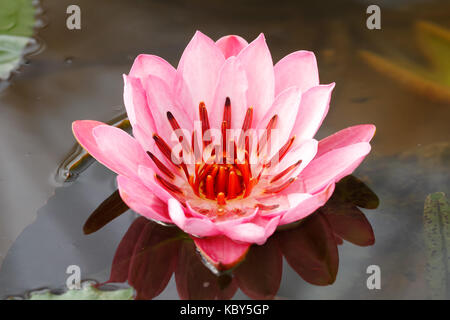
220,222,266,244
300,142,372,194
168,198,220,237
129,54,176,87
117,175,172,223
219,215,280,245
280,183,335,225
193,236,250,271
291,83,335,142
175,31,225,114
124,77,179,175
210,56,248,129
92,125,153,179
253,215,281,241
237,33,275,126
274,50,319,95
123,75,156,136
72,120,111,167
316,124,376,158
216,35,249,58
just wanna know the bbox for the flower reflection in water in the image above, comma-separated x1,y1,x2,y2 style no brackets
84,175,378,300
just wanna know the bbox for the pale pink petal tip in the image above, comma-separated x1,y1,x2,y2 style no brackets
216,35,249,58
274,50,319,95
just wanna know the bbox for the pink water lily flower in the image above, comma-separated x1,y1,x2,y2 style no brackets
72,31,375,271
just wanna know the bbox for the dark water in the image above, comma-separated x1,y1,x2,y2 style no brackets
0,0,449,299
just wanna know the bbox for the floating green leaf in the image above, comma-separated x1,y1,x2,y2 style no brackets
423,192,450,299
27,283,134,300
0,0,36,80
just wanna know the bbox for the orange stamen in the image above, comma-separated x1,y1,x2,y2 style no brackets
216,166,227,194
206,175,215,199
227,170,240,199
217,192,226,205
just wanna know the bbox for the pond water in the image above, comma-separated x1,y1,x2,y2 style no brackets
0,0,449,299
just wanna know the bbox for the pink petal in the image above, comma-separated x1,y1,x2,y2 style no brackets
72,120,110,166
137,165,175,203
274,50,319,95
92,125,153,179
175,31,225,114
220,222,266,244
300,142,372,194
117,175,172,223
219,215,280,245
254,215,281,240
193,236,250,271
237,33,275,126
280,183,335,225
257,86,302,156
316,124,376,158
216,35,249,58
234,238,282,299
266,138,317,180
168,198,219,237
123,75,156,137
290,83,335,142
129,54,176,87
141,75,192,143
210,56,248,129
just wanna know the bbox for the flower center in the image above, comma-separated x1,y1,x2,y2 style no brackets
197,163,244,202
145,97,299,210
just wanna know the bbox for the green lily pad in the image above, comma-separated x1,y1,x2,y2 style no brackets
0,0,37,80
27,283,134,300
423,192,450,299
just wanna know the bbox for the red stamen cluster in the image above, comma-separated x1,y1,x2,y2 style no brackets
146,97,298,207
